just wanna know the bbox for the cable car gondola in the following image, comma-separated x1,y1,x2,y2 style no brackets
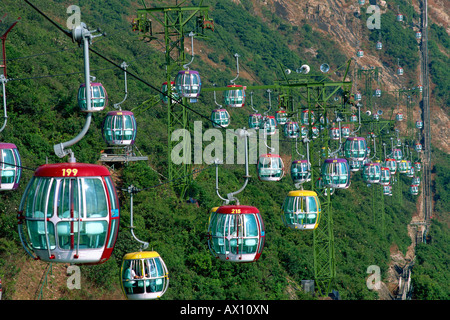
224,84,245,108
344,137,367,161
160,81,179,104
392,148,403,162
257,154,284,182
174,70,202,101
349,160,362,172
406,162,415,178
102,110,137,146
321,158,351,189
319,115,328,127
300,126,308,139
211,109,230,128
311,126,320,139
77,82,108,112
414,162,421,172
410,184,419,196
414,142,422,152
282,190,321,230
275,110,287,126
374,88,382,97
208,205,265,263
341,126,350,139
17,163,120,264
263,116,277,135
290,160,311,184
398,160,409,174
383,184,392,196
300,110,315,125
0,142,22,191
283,121,299,139
362,162,381,184
315,177,335,196
121,251,169,300
330,127,340,140
248,113,262,129
384,158,397,174
0,143,22,191
380,167,391,186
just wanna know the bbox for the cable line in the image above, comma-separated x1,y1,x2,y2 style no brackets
0,160,37,172
20,0,243,132
6,47,76,61
20,1,304,147
122,164,214,193
7,66,116,82
23,0,71,38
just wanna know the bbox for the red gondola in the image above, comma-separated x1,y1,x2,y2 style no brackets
380,167,391,186
18,163,120,265
208,205,265,263
224,84,245,108
160,81,179,104
275,110,287,125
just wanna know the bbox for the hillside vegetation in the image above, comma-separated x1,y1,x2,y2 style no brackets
0,0,448,300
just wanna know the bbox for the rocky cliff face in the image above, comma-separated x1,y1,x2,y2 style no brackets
248,0,449,153
250,0,403,89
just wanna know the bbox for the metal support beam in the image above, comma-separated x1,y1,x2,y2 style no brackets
0,14,20,78
134,5,213,198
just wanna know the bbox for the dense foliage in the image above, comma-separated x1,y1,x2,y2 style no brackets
411,147,450,300
427,23,450,107
412,220,450,300
0,0,447,300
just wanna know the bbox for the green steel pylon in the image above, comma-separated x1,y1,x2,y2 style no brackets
394,87,420,141
133,5,213,197
251,60,352,296
294,62,352,296
357,67,380,115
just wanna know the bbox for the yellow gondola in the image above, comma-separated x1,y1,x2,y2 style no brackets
282,190,321,230
121,251,169,300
